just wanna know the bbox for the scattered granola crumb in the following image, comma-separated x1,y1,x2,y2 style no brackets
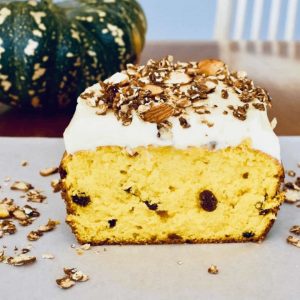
10,181,33,192
56,276,75,289
7,254,36,266
39,167,59,177
287,235,300,248
176,260,183,265
64,268,89,282
287,170,296,177
80,243,91,251
290,225,300,235
21,160,28,167
208,264,219,274
26,189,47,203
42,253,55,259
56,268,89,289
27,219,59,241
285,189,300,204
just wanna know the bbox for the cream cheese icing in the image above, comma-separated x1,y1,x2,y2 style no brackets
64,79,280,160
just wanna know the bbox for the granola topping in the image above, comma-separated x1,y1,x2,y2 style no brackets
79,57,271,126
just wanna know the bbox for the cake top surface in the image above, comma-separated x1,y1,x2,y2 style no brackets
64,56,280,160
79,56,271,129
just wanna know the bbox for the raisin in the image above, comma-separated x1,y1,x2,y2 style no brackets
199,190,218,212
242,172,249,179
71,193,90,206
108,219,117,228
242,231,255,238
168,233,182,240
144,201,158,211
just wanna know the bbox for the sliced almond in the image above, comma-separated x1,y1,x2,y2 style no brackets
143,103,174,123
142,84,163,96
39,167,58,177
105,72,129,85
10,181,33,192
290,225,300,235
197,59,225,76
27,230,43,241
38,219,60,232
164,71,191,84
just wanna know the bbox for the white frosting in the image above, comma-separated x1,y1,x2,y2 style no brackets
64,81,280,160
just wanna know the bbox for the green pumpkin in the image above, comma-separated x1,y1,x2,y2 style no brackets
0,0,146,110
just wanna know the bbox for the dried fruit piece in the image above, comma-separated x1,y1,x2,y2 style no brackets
71,193,91,206
144,201,158,211
39,167,58,177
143,103,174,123
208,265,219,274
8,254,36,266
287,235,300,248
10,181,33,192
197,59,225,76
108,219,117,228
199,190,218,212
56,276,75,289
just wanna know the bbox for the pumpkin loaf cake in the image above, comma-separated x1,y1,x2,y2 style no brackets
60,56,284,245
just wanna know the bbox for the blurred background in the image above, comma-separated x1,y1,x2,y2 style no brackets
140,0,300,41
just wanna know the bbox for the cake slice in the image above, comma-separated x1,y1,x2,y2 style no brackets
60,57,284,245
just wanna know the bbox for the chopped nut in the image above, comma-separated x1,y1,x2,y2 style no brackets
39,167,58,177
21,160,28,167
12,209,27,221
56,276,75,289
142,84,163,95
8,254,36,266
285,189,300,203
27,230,43,241
38,219,60,232
208,265,219,274
10,181,33,192
290,225,300,235
197,59,225,76
64,268,89,282
287,235,300,248
26,189,46,203
164,71,191,84
0,220,17,236
142,103,174,123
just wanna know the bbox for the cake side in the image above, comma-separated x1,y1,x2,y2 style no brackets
60,143,284,245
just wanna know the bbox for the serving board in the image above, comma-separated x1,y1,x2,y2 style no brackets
0,137,299,300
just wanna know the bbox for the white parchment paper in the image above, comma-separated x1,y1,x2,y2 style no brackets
0,137,299,300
